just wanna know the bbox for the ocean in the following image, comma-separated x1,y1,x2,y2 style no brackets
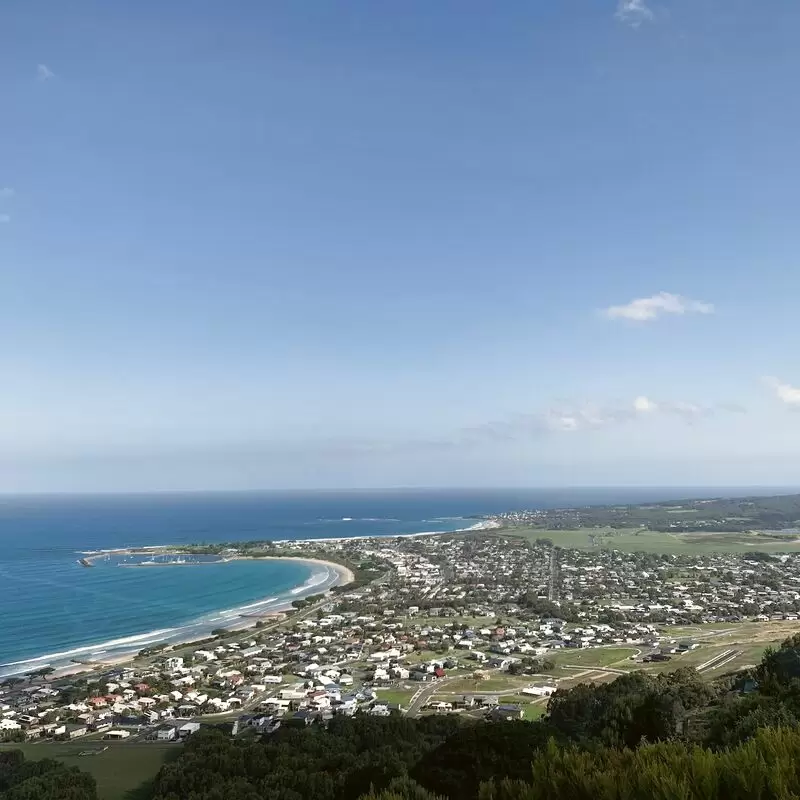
0,487,784,677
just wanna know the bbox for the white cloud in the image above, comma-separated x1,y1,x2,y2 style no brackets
0,214,10,224
37,64,55,82
634,395,657,413
764,377,800,406
615,0,654,27
537,395,739,434
548,414,580,432
0,188,14,200
602,292,714,322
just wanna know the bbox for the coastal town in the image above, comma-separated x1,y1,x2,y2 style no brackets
4,531,800,746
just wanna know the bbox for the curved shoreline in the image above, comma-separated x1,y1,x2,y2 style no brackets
0,555,353,679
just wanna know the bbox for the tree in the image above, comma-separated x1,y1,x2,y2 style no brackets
477,728,800,800
0,750,98,799
358,778,446,799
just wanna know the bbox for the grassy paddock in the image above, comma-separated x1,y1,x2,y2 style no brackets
497,527,800,554
550,647,637,668
0,742,175,800
374,689,415,707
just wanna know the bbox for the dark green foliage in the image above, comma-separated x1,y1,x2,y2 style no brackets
0,751,98,800
412,721,555,800
757,632,800,686
478,727,800,800
357,778,445,800
546,667,714,747
150,715,461,800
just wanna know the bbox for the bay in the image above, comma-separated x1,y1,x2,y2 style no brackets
0,487,781,675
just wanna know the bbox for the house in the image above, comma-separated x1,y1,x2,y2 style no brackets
391,667,410,680
165,657,184,671
194,649,217,662
103,729,131,740
42,722,66,737
521,686,555,698
372,668,391,684
156,724,178,741
179,721,201,737
62,724,88,739
286,710,314,727
92,721,113,733
336,695,358,714
490,704,524,721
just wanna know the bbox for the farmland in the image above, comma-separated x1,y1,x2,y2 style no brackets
496,525,800,554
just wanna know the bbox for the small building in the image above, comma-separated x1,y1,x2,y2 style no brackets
103,729,131,740
155,724,178,741
490,704,524,721
62,724,88,740
179,721,201,738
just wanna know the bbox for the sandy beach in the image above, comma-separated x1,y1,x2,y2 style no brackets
250,555,355,586
16,554,354,681
272,519,501,545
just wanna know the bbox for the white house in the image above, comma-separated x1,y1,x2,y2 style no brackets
194,650,217,662
521,686,556,697
179,721,201,737
156,725,177,741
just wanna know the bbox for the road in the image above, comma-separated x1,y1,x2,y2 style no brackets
406,678,455,716
548,546,559,601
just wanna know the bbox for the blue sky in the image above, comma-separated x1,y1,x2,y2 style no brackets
2,0,800,491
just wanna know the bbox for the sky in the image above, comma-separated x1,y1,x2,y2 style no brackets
2,0,800,492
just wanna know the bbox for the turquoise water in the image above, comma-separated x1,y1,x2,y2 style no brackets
0,554,315,676
0,487,780,675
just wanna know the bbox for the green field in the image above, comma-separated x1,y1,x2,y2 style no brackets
639,642,771,675
499,526,800,554
375,689,415,707
550,647,636,668
405,649,445,664
0,742,175,800
444,674,538,693
522,704,546,720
